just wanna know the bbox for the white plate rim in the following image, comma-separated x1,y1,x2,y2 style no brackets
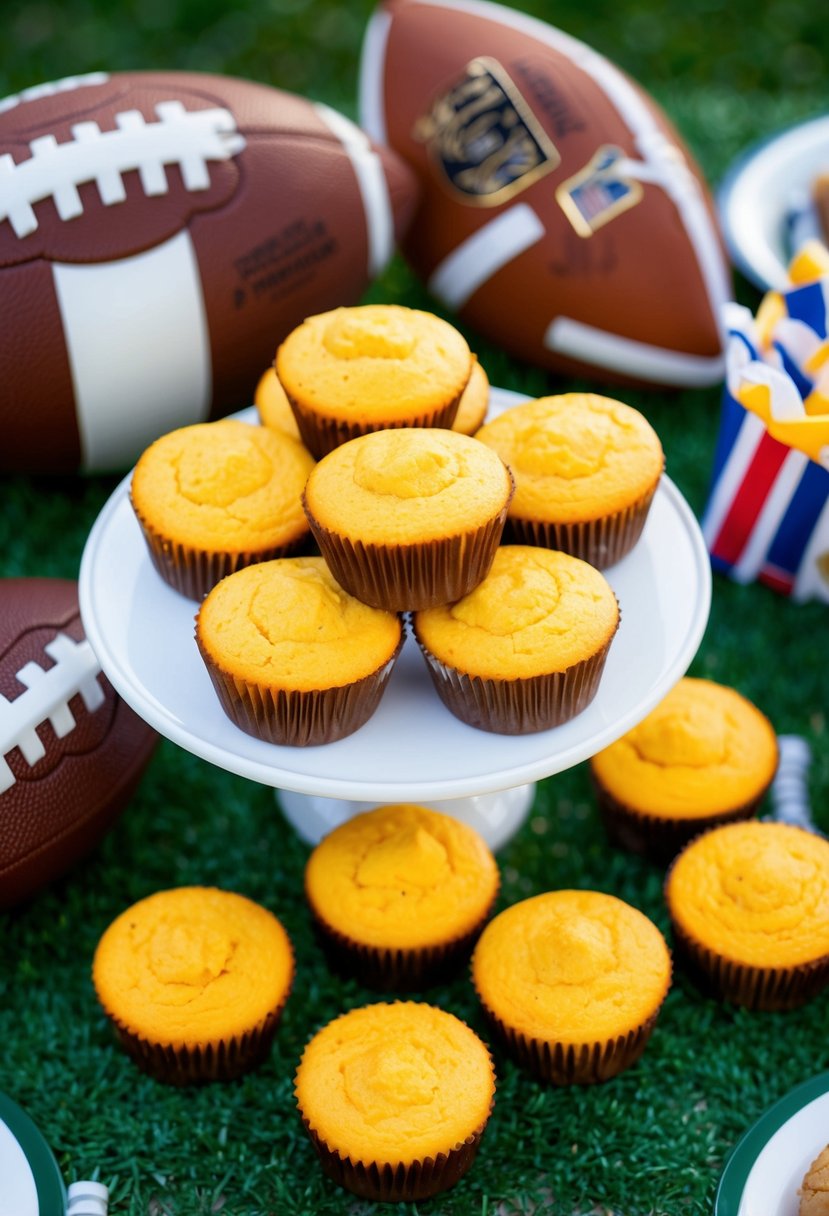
717,111,829,291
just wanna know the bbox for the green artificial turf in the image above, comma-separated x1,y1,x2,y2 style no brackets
1,2,828,1214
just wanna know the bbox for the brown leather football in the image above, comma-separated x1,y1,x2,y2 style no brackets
0,70,418,473
359,0,731,388
0,578,157,908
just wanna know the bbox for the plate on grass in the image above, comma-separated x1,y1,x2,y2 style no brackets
717,113,829,291
715,1071,829,1215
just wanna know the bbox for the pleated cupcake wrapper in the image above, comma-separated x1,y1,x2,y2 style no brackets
106,999,289,1086
591,775,768,867
413,621,618,734
285,387,464,461
476,993,664,1085
308,891,498,992
197,634,404,747
304,494,512,611
130,491,309,602
667,917,829,1012
506,479,660,570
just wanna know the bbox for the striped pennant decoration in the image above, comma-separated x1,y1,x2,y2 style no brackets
702,301,829,603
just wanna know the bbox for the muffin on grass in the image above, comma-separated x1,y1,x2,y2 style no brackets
275,304,473,457
304,804,499,990
92,887,294,1085
195,557,403,747
255,356,490,438
590,678,779,864
303,427,514,611
475,393,663,567
472,890,671,1085
130,418,315,600
665,820,829,1010
411,545,619,734
294,1002,495,1202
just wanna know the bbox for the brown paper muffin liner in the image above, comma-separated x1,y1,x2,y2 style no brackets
591,773,769,866
103,987,292,1085
412,620,618,734
307,887,498,992
303,489,512,612
476,991,665,1085
284,386,465,461
196,632,404,747
130,490,310,601
298,1104,492,1202
506,478,661,569
665,913,829,1012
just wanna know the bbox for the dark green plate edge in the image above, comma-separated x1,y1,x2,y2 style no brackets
0,1091,66,1216
715,1070,829,1215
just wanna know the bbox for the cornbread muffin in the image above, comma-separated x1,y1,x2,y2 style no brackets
472,890,671,1084
590,678,778,863
800,1144,829,1216
256,357,489,439
665,821,829,1010
305,804,499,989
303,428,514,611
294,1001,495,1201
475,393,664,567
130,419,315,600
196,557,403,746
275,304,473,458
92,886,294,1084
412,545,619,734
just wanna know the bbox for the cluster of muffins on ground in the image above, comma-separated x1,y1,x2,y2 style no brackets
129,302,667,744
91,758,829,1202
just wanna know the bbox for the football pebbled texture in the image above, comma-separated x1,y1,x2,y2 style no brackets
359,0,732,388
0,70,418,473
0,578,157,909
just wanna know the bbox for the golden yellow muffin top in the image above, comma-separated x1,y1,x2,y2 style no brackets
472,890,671,1043
305,804,499,949
590,679,778,819
453,359,490,435
256,358,489,438
413,546,619,681
276,304,472,423
295,1002,494,1166
665,821,829,968
130,419,314,553
92,887,294,1048
475,394,663,524
800,1144,829,1216
303,427,513,545
196,557,402,692
255,368,301,439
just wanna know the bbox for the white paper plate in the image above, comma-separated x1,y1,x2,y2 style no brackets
717,113,829,291
0,1093,64,1216
78,390,711,803
715,1072,829,1216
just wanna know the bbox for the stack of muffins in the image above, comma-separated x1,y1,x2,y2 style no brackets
129,301,669,746
119,300,687,1202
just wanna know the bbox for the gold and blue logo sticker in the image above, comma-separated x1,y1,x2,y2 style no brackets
413,57,560,206
556,145,643,236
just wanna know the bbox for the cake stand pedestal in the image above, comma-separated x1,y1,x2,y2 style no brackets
278,785,537,849
78,394,711,852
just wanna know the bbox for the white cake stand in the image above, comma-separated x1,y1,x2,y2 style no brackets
78,391,711,850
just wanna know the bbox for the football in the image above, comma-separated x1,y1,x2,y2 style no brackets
0,578,157,908
0,70,418,473
359,0,731,387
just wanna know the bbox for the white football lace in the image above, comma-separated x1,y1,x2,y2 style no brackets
0,71,109,115
0,633,105,794
0,100,246,238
